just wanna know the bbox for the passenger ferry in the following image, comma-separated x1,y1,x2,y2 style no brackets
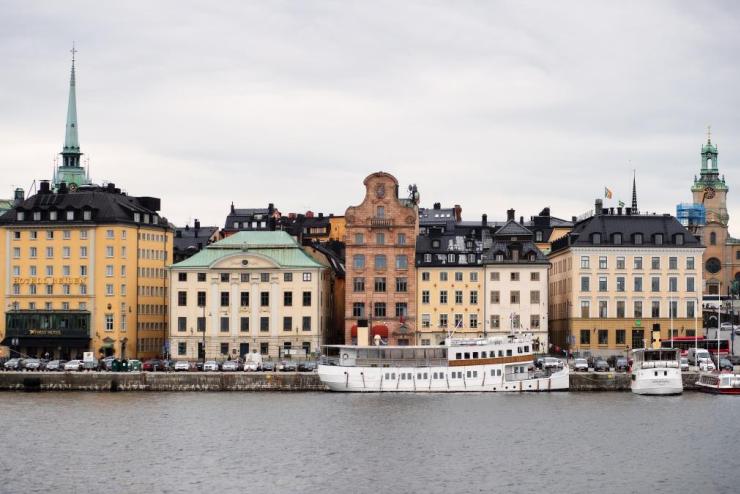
695,372,740,395
318,334,569,392
629,348,683,395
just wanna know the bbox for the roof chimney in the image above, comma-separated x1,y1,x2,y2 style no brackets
58,182,68,194
106,182,115,193
453,204,462,222
617,207,623,215
433,202,441,210
520,216,524,224
595,199,603,215
230,202,235,214
507,209,515,221
572,216,577,222
482,213,487,227
13,188,24,205
39,180,51,194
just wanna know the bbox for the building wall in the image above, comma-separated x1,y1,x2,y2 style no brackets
344,172,419,345
328,216,346,242
548,246,704,356
0,223,171,359
484,264,549,351
416,266,483,345
168,255,329,360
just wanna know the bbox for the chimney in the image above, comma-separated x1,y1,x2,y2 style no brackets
433,202,441,210
507,209,515,221
595,199,603,215
39,180,51,194
571,216,577,222
106,182,115,193
194,219,201,230
230,202,235,214
482,214,487,227
13,188,24,205
58,182,68,194
610,207,614,215
318,212,324,218
453,204,462,222
617,207,623,215
625,207,632,215
541,207,551,217
520,216,524,224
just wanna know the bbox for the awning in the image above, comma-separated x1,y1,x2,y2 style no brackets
1,337,91,348
100,341,115,349
350,324,389,338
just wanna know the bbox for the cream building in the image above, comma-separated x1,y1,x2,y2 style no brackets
168,231,331,360
549,202,704,356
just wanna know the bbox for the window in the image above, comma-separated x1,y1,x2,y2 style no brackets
421,272,430,281
62,246,70,258
669,277,678,292
580,329,590,345
373,255,387,270
376,232,385,245
490,272,500,281
283,316,293,331
651,301,660,318
616,277,625,292
490,291,500,303
303,272,312,282
617,301,625,318
106,284,114,296
220,343,229,356
439,290,448,304
302,291,312,306
510,272,519,281
397,233,406,245
580,256,590,269
614,329,626,345
106,265,114,277
396,277,407,292
530,315,540,329
510,291,520,304
454,290,463,304
284,272,293,282
105,314,114,331
395,255,408,269
598,301,608,318
353,255,365,269
376,206,385,218
669,257,678,270
198,273,207,282
613,233,622,245
470,314,478,329
106,246,114,258
454,272,463,282
634,301,643,318
177,317,187,332
598,330,608,345
598,277,607,292
530,272,540,282
581,301,590,319
530,290,540,304
651,257,660,270
302,316,311,331
634,277,643,292
374,303,386,318
651,277,660,292
121,265,126,277
687,257,695,270
634,233,643,245
354,233,364,244
421,314,431,328
634,257,642,270
687,277,695,292
454,313,463,329
687,300,695,318
440,272,448,281
46,246,54,258
470,272,478,282
470,290,478,304
353,277,365,292
220,273,230,283
599,256,607,269
260,292,269,306
283,291,292,306
197,317,206,332
616,257,625,270
237,291,248,307
592,233,601,245
439,314,448,328
422,290,430,304
260,317,269,332
374,277,386,292
198,291,207,307
352,303,365,318
395,303,407,318
219,291,230,306
260,273,270,283
669,300,678,318
710,232,717,245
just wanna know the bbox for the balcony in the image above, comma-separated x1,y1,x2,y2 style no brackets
369,217,393,228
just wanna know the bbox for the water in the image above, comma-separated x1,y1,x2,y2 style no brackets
0,392,738,494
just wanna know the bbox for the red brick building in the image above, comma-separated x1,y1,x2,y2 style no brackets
344,172,420,345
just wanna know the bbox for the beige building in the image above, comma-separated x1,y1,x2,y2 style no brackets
549,202,704,356
168,231,331,360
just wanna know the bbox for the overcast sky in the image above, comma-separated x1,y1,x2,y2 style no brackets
1,1,739,232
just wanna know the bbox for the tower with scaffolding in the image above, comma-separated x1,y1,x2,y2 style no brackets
676,202,706,234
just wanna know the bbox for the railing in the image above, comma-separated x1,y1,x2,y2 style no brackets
369,218,393,228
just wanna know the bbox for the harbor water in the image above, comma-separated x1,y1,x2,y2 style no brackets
0,392,738,493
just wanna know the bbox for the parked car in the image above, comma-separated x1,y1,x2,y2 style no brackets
593,359,610,372
22,358,45,371
716,357,734,372
101,357,116,371
143,360,166,372
298,361,316,372
688,348,711,366
45,360,67,371
174,361,191,372
573,358,589,372
3,358,23,371
699,360,716,372
542,357,563,369
221,361,239,372
243,361,259,371
64,360,83,371
261,362,275,372
281,361,297,372
203,361,220,372
614,358,629,372
680,357,689,372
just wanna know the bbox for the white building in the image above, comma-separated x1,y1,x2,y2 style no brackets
168,231,331,360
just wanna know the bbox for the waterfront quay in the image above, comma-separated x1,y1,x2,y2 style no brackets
0,370,706,392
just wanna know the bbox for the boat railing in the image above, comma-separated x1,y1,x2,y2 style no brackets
640,361,679,369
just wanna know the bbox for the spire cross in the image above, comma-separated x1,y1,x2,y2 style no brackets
707,125,711,143
71,43,77,64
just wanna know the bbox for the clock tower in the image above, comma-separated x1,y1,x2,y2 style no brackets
690,131,739,294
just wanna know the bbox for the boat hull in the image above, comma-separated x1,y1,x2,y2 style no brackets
318,364,569,392
630,369,683,396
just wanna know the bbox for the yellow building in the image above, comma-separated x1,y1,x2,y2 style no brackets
548,201,704,356
0,56,172,360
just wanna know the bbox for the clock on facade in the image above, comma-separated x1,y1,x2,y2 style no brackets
706,257,722,274
704,186,716,199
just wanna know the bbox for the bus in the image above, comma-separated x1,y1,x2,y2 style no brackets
660,337,730,357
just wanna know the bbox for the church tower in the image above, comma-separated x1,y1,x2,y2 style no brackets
53,45,91,190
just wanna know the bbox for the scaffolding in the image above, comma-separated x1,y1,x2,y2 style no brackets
676,203,706,227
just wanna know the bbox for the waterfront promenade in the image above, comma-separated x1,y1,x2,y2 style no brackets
0,371,704,392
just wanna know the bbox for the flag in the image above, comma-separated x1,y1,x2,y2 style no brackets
605,187,613,199
618,200,625,207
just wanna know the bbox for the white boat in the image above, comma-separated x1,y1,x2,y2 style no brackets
317,334,569,392
630,348,683,395
695,372,740,395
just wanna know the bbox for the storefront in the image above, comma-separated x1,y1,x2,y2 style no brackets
2,310,91,360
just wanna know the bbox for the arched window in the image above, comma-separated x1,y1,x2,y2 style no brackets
710,232,716,245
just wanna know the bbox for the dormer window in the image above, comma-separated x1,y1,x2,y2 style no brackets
33,211,41,221
529,253,536,261
83,210,92,221
134,213,141,222
634,233,643,245
143,214,150,224
66,210,74,221
613,233,622,245
675,234,684,245
49,211,57,221
424,254,431,263
592,233,601,245
448,253,455,263
535,231,543,242
16,211,24,221
233,222,239,229
432,239,440,249
496,254,504,261
654,234,663,245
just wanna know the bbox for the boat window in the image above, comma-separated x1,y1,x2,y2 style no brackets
358,349,368,359
664,371,668,376
415,348,426,359
391,373,396,380
402,348,415,359
379,349,387,359
497,369,501,376
498,350,504,357
473,371,478,377
464,352,470,359
417,373,422,379
490,369,495,376
506,349,512,356
517,347,522,354
473,352,479,359
401,374,406,380
466,371,471,378
654,371,658,377
433,372,438,379
456,353,462,360
385,373,389,380
390,349,402,359
440,349,448,358
481,351,487,358
524,346,529,353
368,349,380,359
423,373,428,379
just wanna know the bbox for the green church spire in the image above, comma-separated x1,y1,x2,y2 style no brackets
55,44,90,189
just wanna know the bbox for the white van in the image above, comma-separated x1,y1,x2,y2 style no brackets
688,348,711,366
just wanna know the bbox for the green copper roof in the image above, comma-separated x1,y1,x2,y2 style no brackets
63,51,80,155
172,231,327,269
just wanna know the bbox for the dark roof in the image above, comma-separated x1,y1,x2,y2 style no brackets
224,203,276,230
174,225,219,253
551,212,702,253
0,184,168,228
494,219,533,238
